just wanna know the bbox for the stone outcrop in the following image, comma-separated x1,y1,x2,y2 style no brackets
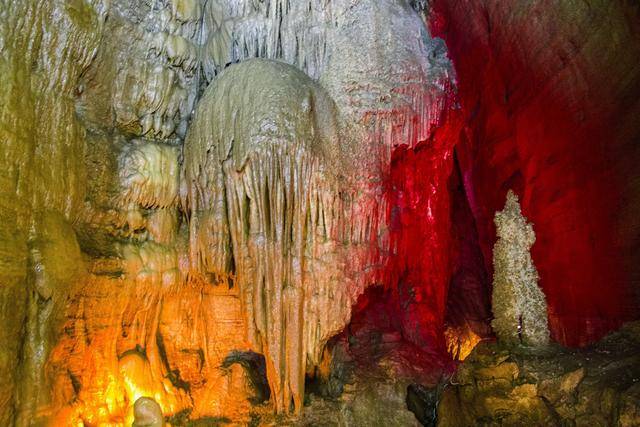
437,322,640,426
77,0,202,140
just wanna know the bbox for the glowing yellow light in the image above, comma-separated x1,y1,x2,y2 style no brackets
444,325,482,361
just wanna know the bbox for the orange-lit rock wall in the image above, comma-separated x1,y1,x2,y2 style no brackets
36,0,459,423
0,1,108,423
47,266,255,425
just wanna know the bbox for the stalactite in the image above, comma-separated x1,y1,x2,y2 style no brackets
77,0,203,140
318,0,459,352
5,0,459,423
184,59,379,413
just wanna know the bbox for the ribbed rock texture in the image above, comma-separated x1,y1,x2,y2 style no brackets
184,59,361,414
0,0,458,423
0,0,107,423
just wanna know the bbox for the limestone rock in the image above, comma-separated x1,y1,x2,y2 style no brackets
437,322,640,426
619,384,640,427
539,367,585,404
184,58,363,414
0,1,107,422
119,141,180,209
77,0,201,140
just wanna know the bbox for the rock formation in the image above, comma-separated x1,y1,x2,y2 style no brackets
133,397,164,427
0,0,457,423
184,58,363,414
430,0,640,346
0,0,108,423
0,0,638,425
437,322,640,426
491,191,550,346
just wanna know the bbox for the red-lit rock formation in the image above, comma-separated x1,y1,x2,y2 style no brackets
430,0,640,346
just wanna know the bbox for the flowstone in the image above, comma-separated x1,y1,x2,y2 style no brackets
2,0,459,423
491,191,550,346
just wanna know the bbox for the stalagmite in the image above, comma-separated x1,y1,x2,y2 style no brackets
491,190,550,346
133,397,164,427
1,0,638,425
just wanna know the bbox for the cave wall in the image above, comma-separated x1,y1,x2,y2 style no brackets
444,155,492,358
185,0,459,413
1,0,460,423
0,1,108,423
1,0,638,424
430,0,640,346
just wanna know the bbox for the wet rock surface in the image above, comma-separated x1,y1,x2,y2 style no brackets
430,0,640,346
437,322,640,426
0,0,457,420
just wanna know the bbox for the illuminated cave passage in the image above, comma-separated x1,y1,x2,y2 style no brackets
0,0,639,426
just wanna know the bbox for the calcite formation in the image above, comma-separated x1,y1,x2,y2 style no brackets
183,0,458,413
133,397,164,427
491,191,550,346
2,0,636,425
118,141,180,210
0,0,107,423
77,0,202,140
184,58,370,414
0,0,459,422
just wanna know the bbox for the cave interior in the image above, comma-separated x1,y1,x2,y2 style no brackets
0,0,639,425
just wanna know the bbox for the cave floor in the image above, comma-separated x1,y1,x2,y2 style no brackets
248,322,640,427
249,321,454,426
438,321,640,426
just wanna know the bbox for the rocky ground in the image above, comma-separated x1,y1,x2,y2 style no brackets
437,322,640,426
247,322,640,426
250,325,453,427
152,322,640,426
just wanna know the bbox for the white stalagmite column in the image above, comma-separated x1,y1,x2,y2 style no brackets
491,190,550,346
